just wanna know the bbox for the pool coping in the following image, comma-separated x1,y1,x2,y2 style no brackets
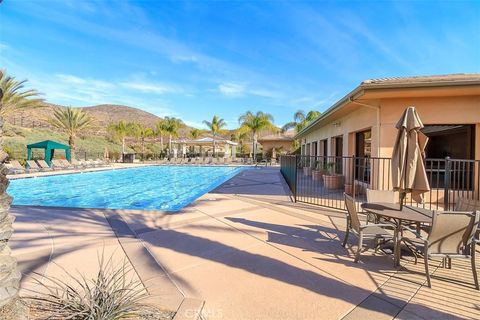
7,163,256,180
103,209,205,319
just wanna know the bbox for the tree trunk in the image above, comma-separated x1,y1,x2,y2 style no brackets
141,137,145,162
160,135,164,151
68,135,75,160
0,117,21,308
169,134,172,155
253,131,257,161
213,133,216,157
122,137,125,154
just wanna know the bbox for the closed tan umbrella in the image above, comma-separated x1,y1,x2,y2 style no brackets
103,147,109,160
392,106,430,206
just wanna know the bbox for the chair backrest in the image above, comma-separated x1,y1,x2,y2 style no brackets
366,189,396,204
9,160,24,169
455,196,480,212
37,160,50,168
52,159,64,167
428,210,480,254
344,193,361,233
26,160,39,169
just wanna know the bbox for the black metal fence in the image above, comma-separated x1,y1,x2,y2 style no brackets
280,155,480,212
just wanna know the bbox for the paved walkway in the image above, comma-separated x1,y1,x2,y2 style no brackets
115,167,480,320
10,167,480,319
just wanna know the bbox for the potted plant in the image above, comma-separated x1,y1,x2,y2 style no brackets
312,160,325,181
344,182,353,195
322,162,344,189
302,158,312,176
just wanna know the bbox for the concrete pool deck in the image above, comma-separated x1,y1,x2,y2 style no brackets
10,167,480,319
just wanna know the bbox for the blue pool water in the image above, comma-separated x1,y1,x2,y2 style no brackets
8,166,248,211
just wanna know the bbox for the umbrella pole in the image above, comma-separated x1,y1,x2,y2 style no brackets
399,191,405,210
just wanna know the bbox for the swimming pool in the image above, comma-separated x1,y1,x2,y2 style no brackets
8,166,248,211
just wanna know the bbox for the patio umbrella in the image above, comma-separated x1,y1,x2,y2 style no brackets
392,106,430,207
103,147,109,159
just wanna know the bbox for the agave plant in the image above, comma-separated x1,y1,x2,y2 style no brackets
27,253,149,319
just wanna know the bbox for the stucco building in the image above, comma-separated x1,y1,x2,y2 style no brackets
296,74,480,161
258,131,295,157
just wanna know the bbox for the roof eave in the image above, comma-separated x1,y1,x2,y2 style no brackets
294,79,480,139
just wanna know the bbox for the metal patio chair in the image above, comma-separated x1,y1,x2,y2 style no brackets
398,210,480,289
455,196,480,251
366,189,396,223
343,193,395,263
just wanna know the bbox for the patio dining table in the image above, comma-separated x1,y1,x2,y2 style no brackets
361,202,434,266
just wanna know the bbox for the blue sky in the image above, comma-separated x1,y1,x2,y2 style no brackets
1,0,479,129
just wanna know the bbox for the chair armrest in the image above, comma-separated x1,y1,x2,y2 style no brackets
360,223,396,230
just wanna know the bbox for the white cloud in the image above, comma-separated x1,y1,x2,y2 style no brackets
120,81,177,94
56,74,86,84
218,83,245,96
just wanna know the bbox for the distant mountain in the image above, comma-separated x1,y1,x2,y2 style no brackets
7,103,163,133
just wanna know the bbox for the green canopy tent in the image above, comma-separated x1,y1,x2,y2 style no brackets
26,140,70,166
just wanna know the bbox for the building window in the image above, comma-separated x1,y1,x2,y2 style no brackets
422,124,475,189
422,125,475,160
312,141,318,157
321,139,328,157
334,136,343,173
355,130,372,183
355,130,372,158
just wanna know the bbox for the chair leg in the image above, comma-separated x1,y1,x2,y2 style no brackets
342,226,350,247
424,248,431,288
471,244,479,290
354,232,363,263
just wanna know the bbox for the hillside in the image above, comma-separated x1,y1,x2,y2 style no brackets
6,103,163,133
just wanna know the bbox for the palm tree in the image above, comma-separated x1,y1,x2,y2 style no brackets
130,123,155,161
0,69,43,117
238,111,275,161
163,117,183,155
281,110,320,133
231,129,249,156
156,119,168,152
0,70,43,308
203,115,226,156
107,120,132,156
48,107,94,159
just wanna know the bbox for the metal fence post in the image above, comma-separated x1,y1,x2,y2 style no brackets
444,156,451,210
293,155,298,202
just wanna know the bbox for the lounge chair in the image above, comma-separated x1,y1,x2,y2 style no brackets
86,159,97,167
5,161,25,174
343,193,395,262
71,159,84,169
399,210,480,289
51,159,68,170
94,159,107,167
37,160,53,171
60,159,75,169
24,160,41,173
